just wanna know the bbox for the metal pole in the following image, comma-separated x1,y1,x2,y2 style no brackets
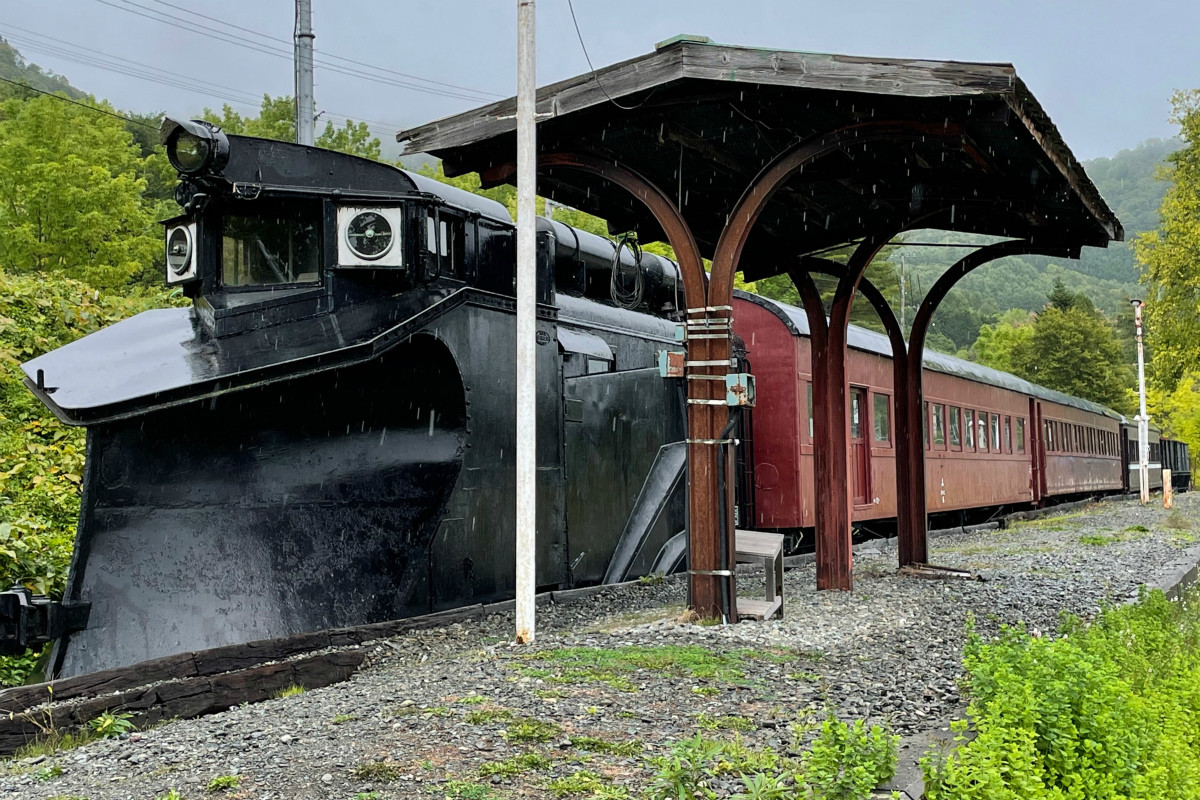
514,0,537,644
294,0,315,146
1133,299,1150,503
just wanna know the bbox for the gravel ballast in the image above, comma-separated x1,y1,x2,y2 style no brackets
3,493,1198,799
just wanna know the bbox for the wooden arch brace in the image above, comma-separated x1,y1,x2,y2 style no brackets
790,261,913,579
534,152,736,619
900,238,1078,565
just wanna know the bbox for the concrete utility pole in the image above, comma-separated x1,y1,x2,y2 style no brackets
1132,299,1150,503
514,0,537,644
294,0,315,147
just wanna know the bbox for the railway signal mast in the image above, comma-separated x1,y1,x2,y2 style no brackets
1132,299,1150,503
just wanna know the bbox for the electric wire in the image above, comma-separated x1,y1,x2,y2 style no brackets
0,76,155,129
93,0,498,103
141,0,502,100
1,23,407,136
565,0,654,111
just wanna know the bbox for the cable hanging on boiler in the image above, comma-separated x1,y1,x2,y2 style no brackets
610,233,645,310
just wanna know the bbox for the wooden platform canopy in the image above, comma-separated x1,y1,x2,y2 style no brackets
398,35,1122,618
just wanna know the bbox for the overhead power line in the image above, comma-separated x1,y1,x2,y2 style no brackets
0,75,155,128
142,0,502,100
93,0,499,104
1,23,408,135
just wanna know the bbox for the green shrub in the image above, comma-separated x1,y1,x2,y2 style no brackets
924,588,1200,799
801,715,899,800
0,271,178,686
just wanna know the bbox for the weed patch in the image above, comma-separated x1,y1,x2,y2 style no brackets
503,717,563,743
548,769,608,797
570,735,643,756
478,752,552,777
444,779,497,799
517,645,784,691
465,708,515,725
694,713,755,732
351,761,403,782
270,684,305,700
205,775,239,793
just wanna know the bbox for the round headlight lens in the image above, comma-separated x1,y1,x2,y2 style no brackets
169,130,211,174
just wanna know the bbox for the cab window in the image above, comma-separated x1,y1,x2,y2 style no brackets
221,201,322,288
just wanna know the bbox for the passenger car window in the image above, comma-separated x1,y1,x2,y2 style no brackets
949,407,961,448
873,394,890,443
965,409,975,449
932,403,946,446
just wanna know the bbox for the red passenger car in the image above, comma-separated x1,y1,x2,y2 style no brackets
734,293,1125,535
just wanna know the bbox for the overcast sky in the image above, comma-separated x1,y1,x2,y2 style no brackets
4,1,1197,161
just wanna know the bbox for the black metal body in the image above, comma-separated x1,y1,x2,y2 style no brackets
18,136,687,678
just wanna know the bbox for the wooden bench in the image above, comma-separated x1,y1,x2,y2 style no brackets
734,529,784,620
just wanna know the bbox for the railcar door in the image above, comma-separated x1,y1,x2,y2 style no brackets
850,386,870,505
1030,398,1046,503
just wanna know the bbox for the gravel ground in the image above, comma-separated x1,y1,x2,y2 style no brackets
4,493,1199,800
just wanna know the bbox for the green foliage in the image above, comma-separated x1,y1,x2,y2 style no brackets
33,763,64,781
547,769,608,797
1151,369,1200,454
270,684,305,699
158,791,185,800
518,644,778,691
502,717,563,743
444,780,497,800
1136,91,1200,396
465,707,515,724
923,587,1200,799
0,93,161,290
351,761,403,782
970,282,1131,411
801,715,899,800
201,94,382,160
569,735,643,756
0,39,85,99
477,751,552,777
88,710,135,738
204,775,239,793
0,271,175,686
645,719,897,800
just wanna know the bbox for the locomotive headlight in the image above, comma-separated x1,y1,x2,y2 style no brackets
159,117,229,176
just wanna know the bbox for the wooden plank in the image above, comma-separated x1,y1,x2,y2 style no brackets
735,530,784,559
0,650,368,756
398,48,683,156
679,48,1015,99
0,651,198,713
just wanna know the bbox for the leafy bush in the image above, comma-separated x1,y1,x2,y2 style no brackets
645,718,897,800
88,710,135,738
0,270,177,685
802,715,899,800
923,588,1200,799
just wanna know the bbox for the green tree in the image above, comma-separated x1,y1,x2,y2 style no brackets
201,95,382,160
970,309,1036,373
1134,90,1200,394
0,93,158,290
1153,371,1200,453
1015,305,1131,411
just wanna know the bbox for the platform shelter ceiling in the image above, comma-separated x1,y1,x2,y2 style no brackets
398,37,1121,281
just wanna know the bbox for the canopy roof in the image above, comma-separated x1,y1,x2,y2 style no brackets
398,37,1121,280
